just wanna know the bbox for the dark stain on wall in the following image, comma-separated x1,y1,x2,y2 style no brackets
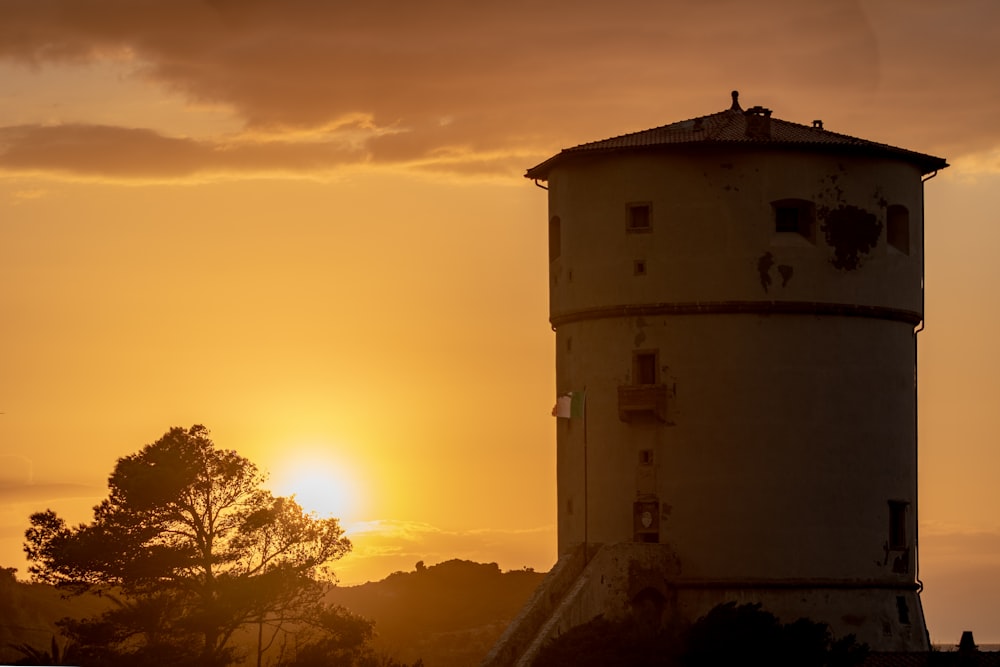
819,204,882,271
703,162,743,195
757,251,774,292
892,550,910,574
634,317,647,348
777,264,793,287
841,613,866,628
873,185,888,210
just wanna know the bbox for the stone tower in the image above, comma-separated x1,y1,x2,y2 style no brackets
483,92,947,665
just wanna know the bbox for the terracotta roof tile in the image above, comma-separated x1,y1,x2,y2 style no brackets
525,91,948,179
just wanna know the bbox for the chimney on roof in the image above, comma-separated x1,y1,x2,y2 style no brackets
813,120,824,130
744,105,772,139
730,90,742,112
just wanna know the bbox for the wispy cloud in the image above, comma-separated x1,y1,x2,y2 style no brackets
948,148,1000,178
0,453,107,504
10,188,47,201
0,0,995,179
0,481,104,504
0,123,368,181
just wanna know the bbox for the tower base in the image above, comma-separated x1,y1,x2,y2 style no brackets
481,543,929,666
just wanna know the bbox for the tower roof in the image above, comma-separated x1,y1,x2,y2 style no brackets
525,91,948,180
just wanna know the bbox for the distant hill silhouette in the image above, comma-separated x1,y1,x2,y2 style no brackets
326,560,545,667
0,560,544,667
0,567,110,664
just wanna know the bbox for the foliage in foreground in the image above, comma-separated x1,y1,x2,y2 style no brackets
8,634,79,666
21,425,369,667
682,602,869,667
532,614,679,667
533,601,869,667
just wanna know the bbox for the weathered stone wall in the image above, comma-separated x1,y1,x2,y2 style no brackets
541,145,929,653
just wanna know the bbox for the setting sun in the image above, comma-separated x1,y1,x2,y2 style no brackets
268,448,364,522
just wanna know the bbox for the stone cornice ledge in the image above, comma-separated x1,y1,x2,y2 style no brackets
671,577,921,591
550,301,922,328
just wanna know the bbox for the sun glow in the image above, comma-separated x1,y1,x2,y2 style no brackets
268,448,364,523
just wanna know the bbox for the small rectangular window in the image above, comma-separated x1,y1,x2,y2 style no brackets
775,206,800,233
639,450,654,466
549,216,562,262
772,199,815,240
887,205,909,254
888,500,908,550
634,259,647,276
896,596,910,625
627,203,652,232
634,351,658,385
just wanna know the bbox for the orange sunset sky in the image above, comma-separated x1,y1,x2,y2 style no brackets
1,0,999,645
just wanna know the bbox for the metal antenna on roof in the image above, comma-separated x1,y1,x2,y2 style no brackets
730,90,742,112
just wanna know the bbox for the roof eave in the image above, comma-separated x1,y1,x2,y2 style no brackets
524,154,562,181
526,141,948,181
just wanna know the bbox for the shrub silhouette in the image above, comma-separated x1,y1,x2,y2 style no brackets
533,601,868,667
